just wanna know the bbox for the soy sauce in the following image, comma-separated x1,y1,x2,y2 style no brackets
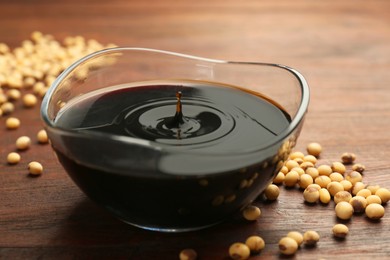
51,80,291,231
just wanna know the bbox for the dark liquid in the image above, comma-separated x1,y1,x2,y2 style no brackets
50,80,291,231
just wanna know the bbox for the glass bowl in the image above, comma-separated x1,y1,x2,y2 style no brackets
41,48,309,232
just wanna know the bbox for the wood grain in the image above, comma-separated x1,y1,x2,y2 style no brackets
1,0,390,259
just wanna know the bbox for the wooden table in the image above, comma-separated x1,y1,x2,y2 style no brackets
1,0,390,259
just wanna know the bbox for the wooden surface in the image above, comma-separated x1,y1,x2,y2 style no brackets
1,0,390,259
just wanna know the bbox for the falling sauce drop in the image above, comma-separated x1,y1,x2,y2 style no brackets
160,91,192,139
169,91,185,127
175,92,182,139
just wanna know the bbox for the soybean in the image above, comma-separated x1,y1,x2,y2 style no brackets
317,165,332,176
245,236,265,253
287,231,303,246
303,186,320,203
334,191,352,204
242,205,261,221
335,201,354,220
6,89,21,101
331,162,346,174
315,176,331,188
307,183,321,191
299,174,313,189
229,243,250,260
319,188,331,204
37,129,49,144
352,182,366,195
345,171,363,185
329,172,344,182
289,151,305,160
264,184,280,200
332,224,349,239
285,160,300,171
7,152,21,164
366,195,382,205
307,142,322,157
303,155,317,164
179,249,197,260
280,166,288,174
23,93,38,108
303,230,320,246
28,161,43,176
375,188,390,203
349,196,367,213
305,167,319,179
278,237,298,255
365,203,385,220
300,161,314,171
291,167,305,176
366,185,381,195
273,172,285,185
284,170,300,187
341,152,356,164
352,163,365,173
5,117,20,129
356,189,371,198
340,180,353,192
327,181,344,197
1,102,14,114
16,136,31,150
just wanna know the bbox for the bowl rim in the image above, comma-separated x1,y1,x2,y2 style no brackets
41,47,310,155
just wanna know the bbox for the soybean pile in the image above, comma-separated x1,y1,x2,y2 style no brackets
180,142,390,260
1,32,115,175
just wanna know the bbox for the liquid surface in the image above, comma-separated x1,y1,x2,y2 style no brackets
50,80,293,230
55,80,291,152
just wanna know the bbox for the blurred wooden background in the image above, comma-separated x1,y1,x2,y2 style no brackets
1,0,390,259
